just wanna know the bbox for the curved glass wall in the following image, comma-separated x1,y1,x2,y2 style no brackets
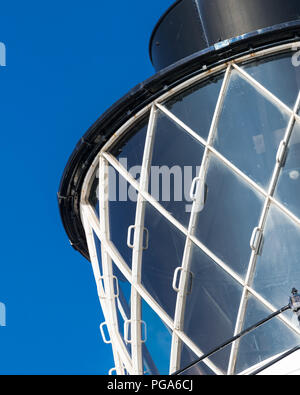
81,45,300,375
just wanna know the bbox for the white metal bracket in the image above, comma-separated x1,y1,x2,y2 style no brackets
189,176,206,213
190,177,201,201
99,322,111,344
127,225,149,250
99,275,119,299
109,366,129,375
124,320,147,344
172,267,193,294
108,367,117,375
276,140,288,167
172,267,183,292
250,227,263,254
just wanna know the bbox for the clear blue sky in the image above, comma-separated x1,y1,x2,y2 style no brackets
0,0,174,374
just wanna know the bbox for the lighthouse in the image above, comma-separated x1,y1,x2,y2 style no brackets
58,0,300,375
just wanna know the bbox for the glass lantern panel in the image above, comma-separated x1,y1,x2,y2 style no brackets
242,51,300,110
235,295,299,374
164,73,224,141
183,242,243,373
141,202,186,320
214,69,290,190
142,300,172,375
253,204,300,313
150,110,205,229
275,121,300,219
109,114,149,181
194,153,264,279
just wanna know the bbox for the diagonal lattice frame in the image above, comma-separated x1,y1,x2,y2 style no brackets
80,42,300,375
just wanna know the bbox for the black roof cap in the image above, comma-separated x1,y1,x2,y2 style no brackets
149,0,300,71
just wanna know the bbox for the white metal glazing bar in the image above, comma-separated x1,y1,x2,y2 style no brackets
227,89,300,374
98,155,135,374
80,204,132,374
101,152,246,288
169,65,232,374
101,149,300,337
83,204,175,330
129,104,158,374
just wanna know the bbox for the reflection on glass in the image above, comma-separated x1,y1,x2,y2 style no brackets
141,202,186,320
275,121,300,219
183,242,243,373
253,204,300,311
150,111,205,228
235,295,299,374
109,114,149,181
142,299,172,375
164,73,224,141
109,168,137,270
214,70,290,189
195,154,264,278
179,343,216,375
242,52,300,110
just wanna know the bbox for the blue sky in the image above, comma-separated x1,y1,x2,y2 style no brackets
0,0,174,374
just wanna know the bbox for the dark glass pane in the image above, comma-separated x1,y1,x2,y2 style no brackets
92,230,102,276
142,202,186,319
242,52,300,110
253,204,300,311
142,344,160,375
109,114,149,181
179,342,235,376
164,73,224,141
112,261,132,357
275,121,300,218
150,111,205,228
142,300,172,375
116,273,131,310
195,154,264,278
179,343,216,375
109,168,137,270
183,242,243,373
235,295,299,374
117,309,131,356
88,167,100,217
214,70,290,190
